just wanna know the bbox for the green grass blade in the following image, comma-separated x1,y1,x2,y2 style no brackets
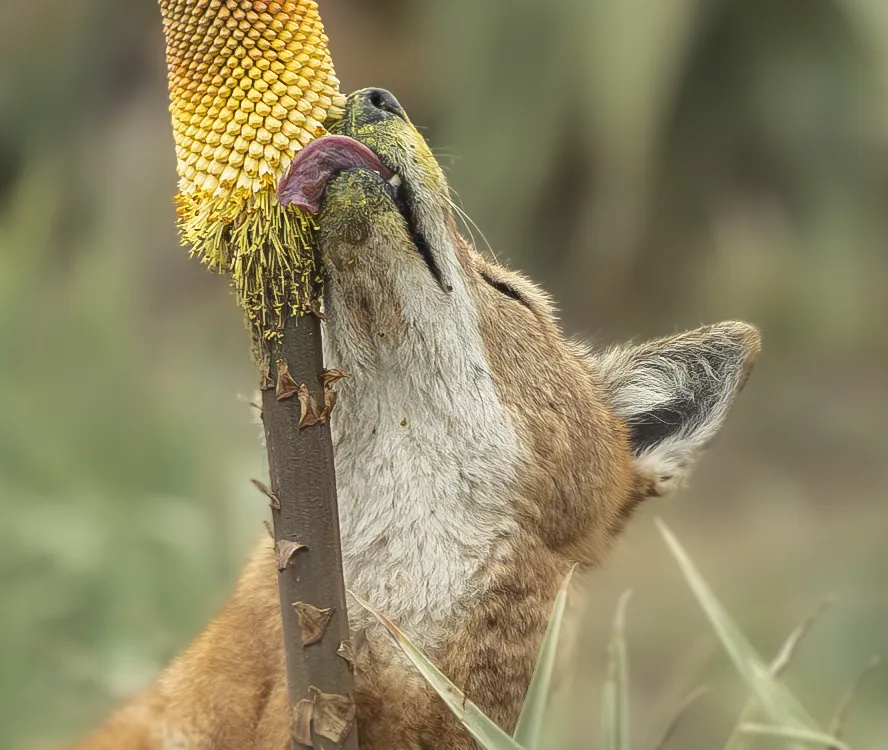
656,520,820,750
512,566,575,749
724,598,834,750
601,590,632,750
740,723,851,749
602,676,618,750
614,590,632,750
351,592,525,750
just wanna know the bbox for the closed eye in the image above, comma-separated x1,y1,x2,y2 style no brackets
480,271,530,309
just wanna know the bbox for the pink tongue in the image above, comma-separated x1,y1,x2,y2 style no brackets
278,135,395,215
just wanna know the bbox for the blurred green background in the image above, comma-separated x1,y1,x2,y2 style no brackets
1,0,886,748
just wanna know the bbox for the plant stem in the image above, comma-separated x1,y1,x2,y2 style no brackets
261,312,359,750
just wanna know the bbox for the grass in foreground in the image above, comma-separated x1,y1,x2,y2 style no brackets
354,520,880,750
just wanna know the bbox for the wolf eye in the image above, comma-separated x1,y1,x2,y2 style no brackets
480,271,529,308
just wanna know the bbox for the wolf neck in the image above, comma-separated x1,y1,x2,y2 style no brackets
321,268,522,646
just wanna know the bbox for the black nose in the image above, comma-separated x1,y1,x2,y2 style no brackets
356,88,407,121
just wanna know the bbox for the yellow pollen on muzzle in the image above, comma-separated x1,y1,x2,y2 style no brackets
159,0,346,344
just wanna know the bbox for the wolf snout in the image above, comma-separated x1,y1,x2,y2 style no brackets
346,87,408,126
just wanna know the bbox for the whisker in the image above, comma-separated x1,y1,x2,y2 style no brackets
446,196,478,250
447,196,497,262
446,189,480,252
431,152,461,165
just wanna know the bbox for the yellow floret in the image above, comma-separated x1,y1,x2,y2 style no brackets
159,0,346,345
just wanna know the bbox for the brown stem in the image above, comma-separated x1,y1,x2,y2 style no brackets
261,313,359,750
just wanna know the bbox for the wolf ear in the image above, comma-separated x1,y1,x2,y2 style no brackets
595,322,761,497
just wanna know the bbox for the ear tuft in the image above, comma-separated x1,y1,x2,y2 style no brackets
595,322,760,497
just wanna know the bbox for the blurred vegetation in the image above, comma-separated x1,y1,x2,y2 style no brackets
366,525,870,750
1,0,886,748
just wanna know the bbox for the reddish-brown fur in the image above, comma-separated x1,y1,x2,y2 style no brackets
71,89,759,750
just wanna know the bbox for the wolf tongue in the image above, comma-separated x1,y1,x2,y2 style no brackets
278,135,395,215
